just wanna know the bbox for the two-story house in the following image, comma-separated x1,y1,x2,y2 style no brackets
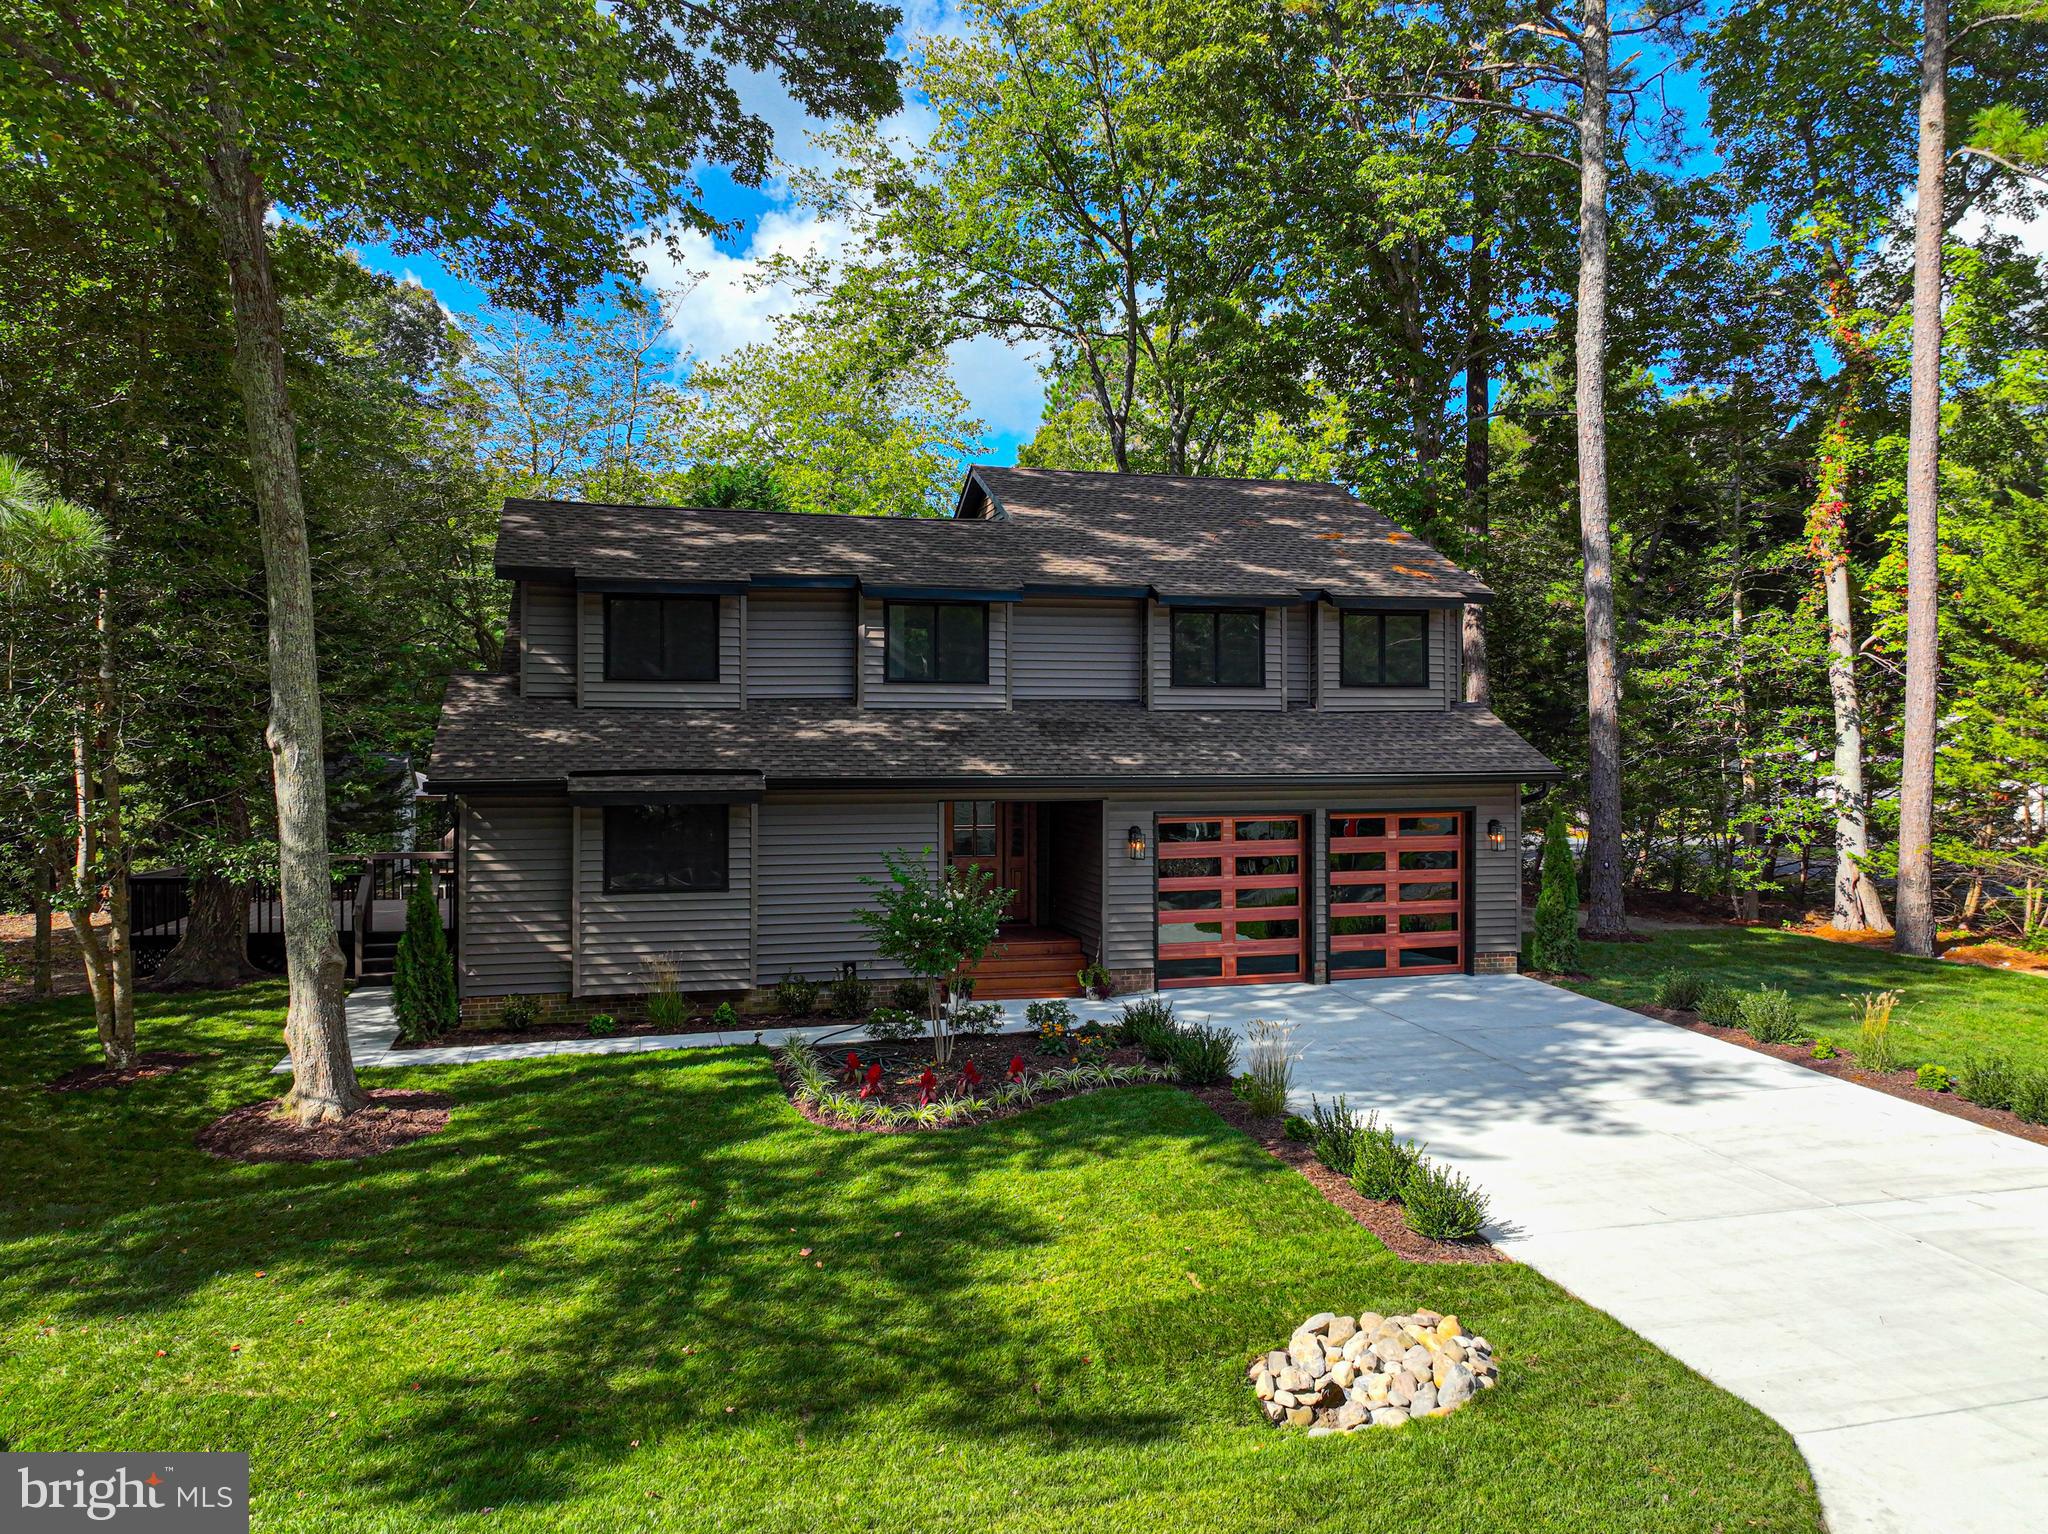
423,467,1558,1011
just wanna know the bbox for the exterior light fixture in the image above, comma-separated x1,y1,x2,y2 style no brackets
1486,817,1506,849
1127,824,1148,861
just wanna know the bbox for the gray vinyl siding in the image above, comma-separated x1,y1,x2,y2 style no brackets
520,584,577,699
755,797,943,983
579,592,743,708
573,804,753,995
1045,800,1105,956
746,590,856,699
1012,598,1144,700
458,798,572,997
859,598,1010,709
1284,604,1313,706
1317,604,1454,710
1097,783,1523,975
1148,601,1288,710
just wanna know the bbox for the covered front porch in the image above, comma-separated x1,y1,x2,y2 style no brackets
944,797,1106,999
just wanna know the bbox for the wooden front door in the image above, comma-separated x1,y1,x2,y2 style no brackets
1328,811,1466,978
946,800,1035,923
1154,814,1306,987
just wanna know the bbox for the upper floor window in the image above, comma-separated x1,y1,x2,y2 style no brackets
1340,610,1429,688
602,805,728,893
1170,607,1264,688
885,601,988,684
605,595,719,683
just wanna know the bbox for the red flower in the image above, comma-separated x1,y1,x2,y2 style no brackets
1007,1055,1025,1081
961,1060,983,1089
843,1051,862,1080
918,1067,937,1105
860,1060,883,1099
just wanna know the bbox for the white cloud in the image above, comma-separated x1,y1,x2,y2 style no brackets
634,209,859,361
1958,201,2048,259
947,333,1048,441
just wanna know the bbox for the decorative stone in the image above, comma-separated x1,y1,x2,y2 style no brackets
1286,1405,1315,1427
1278,1366,1312,1395
1273,1389,1298,1408
1335,1399,1369,1430
1289,1335,1324,1370
1439,1340,1466,1365
1411,1384,1438,1414
1324,1315,1358,1346
1436,1315,1463,1339
1387,1378,1413,1408
1403,1344,1434,1376
1341,1333,1373,1363
1266,1349,1290,1374
1356,1311,1385,1334
1301,1312,1336,1335
1371,1406,1410,1427
1414,1309,1442,1325
1306,1425,1336,1438
1329,1360,1357,1389
1253,1368,1275,1400
1437,1363,1476,1410
1360,1371,1391,1402
1371,1337,1406,1365
1253,1310,1498,1434
1263,1400,1287,1424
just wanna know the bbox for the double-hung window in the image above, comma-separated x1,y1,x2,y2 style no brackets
604,595,719,683
602,805,729,893
1339,610,1429,688
1169,607,1264,688
884,601,989,684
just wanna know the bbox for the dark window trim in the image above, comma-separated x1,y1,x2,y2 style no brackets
600,804,731,894
882,600,991,685
1338,608,1430,689
1169,606,1267,689
602,594,721,684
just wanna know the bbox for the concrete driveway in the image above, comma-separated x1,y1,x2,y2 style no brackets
1160,973,2048,1534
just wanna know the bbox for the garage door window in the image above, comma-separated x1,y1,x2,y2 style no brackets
1156,814,1305,987
1329,811,1464,977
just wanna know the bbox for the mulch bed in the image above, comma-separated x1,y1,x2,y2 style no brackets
781,1034,1151,1134
1641,1004,2048,1150
45,1051,203,1093
1790,918,2048,976
195,1089,455,1163
1196,1087,1506,1265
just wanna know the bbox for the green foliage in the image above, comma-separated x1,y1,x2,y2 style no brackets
889,978,932,1015
1026,1000,1078,1032
1234,1018,1294,1118
774,973,822,1020
1303,1095,1369,1177
1915,1063,1953,1093
1401,1160,1493,1242
2011,1069,2048,1125
1811,1040,1839,1061
1696,985,1743,1030
1529,805,1581,974
1116,997,1180,1059
1852,990,1904,1074
496,995,539,1034
1735,987,1804,1045
852,852,1011,1049
862,1007,927,1043
828,974,874,1021
1077,956,1113,995
1653,969,1713,1012
1349,1115,1427,1202
948,1000,1007,1037
587,1013,619,1038
645,956,688,1031
1282,1114,1313,1142
392,868,457,1043
711,1001,740,1029
1165,1021,1237,1087
1951,1054,2015,1111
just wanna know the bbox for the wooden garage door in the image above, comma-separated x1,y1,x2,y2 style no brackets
1328,812,1466,978
1155,815,1306,987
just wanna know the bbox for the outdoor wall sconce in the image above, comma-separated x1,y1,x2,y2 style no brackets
1127,824,1148,861
1486,817,1506,849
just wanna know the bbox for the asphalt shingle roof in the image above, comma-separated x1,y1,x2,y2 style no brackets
494,466,1488,604
426,675,1559,791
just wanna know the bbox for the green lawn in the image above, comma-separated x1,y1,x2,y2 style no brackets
1,987,1821,1533
1562,925,2048,1072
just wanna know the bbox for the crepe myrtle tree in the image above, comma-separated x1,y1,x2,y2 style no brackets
854,848,1011,1067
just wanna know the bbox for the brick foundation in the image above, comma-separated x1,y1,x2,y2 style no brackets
1473,952,1520,975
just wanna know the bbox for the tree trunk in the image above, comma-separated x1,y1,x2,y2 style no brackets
31,876,53,999
1463,80,1494,707
1894,0,1947,958
150,872,261,989
202,99,363,1121
1729,408,1761,924
1574,0,1629,938
1820,543,1893,932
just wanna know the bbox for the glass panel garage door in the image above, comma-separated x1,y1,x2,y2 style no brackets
1156,815,1306,987
1328,812,1466,978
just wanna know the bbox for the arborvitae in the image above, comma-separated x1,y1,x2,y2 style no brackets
393,865,457,1041
1530,803,1582,975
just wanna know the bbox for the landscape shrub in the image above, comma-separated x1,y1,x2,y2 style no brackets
1652,968,1713,1012
1401,1158,1493,1241
1117,997,1179,1059
1851,989,1903,1073
1349,1114,1427,1201
392,868,457,1043
828,974,874,1020
1695,985,1742,1030
949,999,1006,1036
1951,1053,2015,1110
1026,999,1077,1053
1735,986,1804,1044
711,1000,740,1028
1166,1020,1237,1086
1528,803,1581,973
775,973,822,1019
1234,1018,1294,1117
644,954,688,1030
1282,1114,1313,1142
2010,1068,2048,1125
1303,1094,1369,1175
1811,1040,1839,1061
890,977,932,1014
496,994,539,1033
587,1012,618,1037
1915,1063,1952,1093
862,1006,926,1042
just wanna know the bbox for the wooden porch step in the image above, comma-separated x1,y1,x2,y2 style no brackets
963,930,1087,999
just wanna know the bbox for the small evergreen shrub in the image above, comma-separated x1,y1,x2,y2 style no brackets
392,867,457,1043
1303,1094,1369,1175
1282,1114,1313,1142
587,1012,619,1037
949,999,1006,1036
1951,1053,2015,1110
1915,1062,1952,1093
890,977,932,1014
775,972,822,1019
497,994,539,1033
1117,997,1179,1059
1696,985,1742,1030
828,973,874,1020
1736,986,1804,1044
1653,968,1713,1012
2010,1068,2048,1125
1528,803,1581,973
1166,1021,1237,1086
1349,1115,1427,1201
1401,1158,1493,1241
1811,1040,1839,1061
711,1000,740,1028
1851,989,1903,1073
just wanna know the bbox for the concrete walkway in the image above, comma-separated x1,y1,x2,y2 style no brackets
1162,974,2048,1534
